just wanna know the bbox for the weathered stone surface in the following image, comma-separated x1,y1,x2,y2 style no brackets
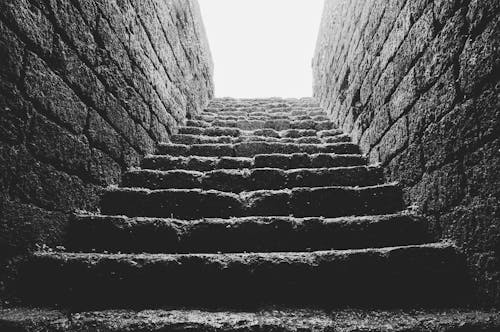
255,153,367,169
459,14,500,95
199,114,330,123
0,0,54,57
158,142,360,158
314,0,500,305
0,21,24,82
141,153,368,172
0,82,32,145
1,307,499,332
179,126,241,137
27,113,91,177
124,166,383,192
0,199,70,257
19,243,465,307
171,133,349,145
101,185,403,219
0,0,213,304
375,116,408,165
141,155,254,172
67,214,431,253
23,52,88,134
204,119,334,131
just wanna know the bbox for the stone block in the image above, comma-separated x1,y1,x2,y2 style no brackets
0,21,25,81
313,0,500,304
464,139,500,199
376,115,408,165
23,52,88,134
459,15,500,95
244,190,291,217
466,0,500,32
203,170,246,192
48,0,97,65
249,169,288,191
414,11,467,92
407,66,457,142
27,113,91,177
0,199,70,255
0,82,32,144
0,0,54,57
88,148,122,186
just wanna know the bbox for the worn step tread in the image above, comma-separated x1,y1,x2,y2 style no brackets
201,110,327,117
101,184,403,219
122,166,383,191
179,126,342,138
67,213,431,253
157,142,360,157
1,307,498,332
19,243,466,307
192,119,334,131
206,104,322,110
198,115,330,123
142,155,254,171
141,153,367,172
171,134,351,145
207,105,322,114
179,126,241,137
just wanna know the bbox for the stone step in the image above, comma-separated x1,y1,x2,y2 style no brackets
202,109,327,118
323,135,352,144
141,154,367,172
1,307,498,332
178,126,241,137
18,243,466,308
198,114,329,122
122,166,383,192
207,107,314,115
253,153,367,169
100,184,403,219
156,142,360,158
67,214,430,253
179,126,343,138
171,134,351,145
189,119,334,131
185,119,211,128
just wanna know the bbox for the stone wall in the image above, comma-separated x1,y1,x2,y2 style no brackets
313,0,499,305
0,0,213,296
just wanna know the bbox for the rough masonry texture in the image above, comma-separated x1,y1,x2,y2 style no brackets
0,0,213,296
1,97,499,329
313,0,499,304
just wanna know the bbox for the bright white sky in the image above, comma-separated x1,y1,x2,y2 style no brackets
198,0,324,98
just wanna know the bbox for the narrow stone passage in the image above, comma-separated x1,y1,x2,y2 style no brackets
4,98,498,331
18,98,465,306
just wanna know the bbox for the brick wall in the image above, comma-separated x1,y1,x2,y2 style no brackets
0,0,213,295
313,0,499,305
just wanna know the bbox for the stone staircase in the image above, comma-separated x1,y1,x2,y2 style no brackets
2,98,499,331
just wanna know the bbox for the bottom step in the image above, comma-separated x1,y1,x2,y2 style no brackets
18,243,467,308
1,307,499,332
